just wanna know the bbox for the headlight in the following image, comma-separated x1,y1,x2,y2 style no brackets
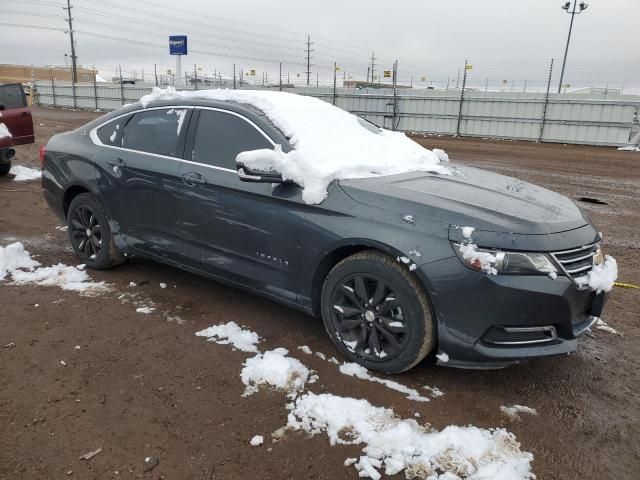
454,243,558,276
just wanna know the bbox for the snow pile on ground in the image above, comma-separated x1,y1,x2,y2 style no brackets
195,321,260,352
241,348,312,397
339,362,430,402
250,435,264,446
500,405,538,421
139,87,450,204
1,242,39,280
1,242,106,292
577,255,617,293
287,392,534,480
0,122,12,139
618,145,640,152
10,165,41,181
11,263,107,292
457,243,497,275
595,318,619,335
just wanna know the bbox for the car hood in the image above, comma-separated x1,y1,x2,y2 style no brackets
338,163,589,235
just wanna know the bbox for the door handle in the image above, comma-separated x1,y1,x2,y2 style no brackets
181,172,205,186
107,157,126,167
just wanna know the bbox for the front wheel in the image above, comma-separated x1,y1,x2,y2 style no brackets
321,250,436,374
67,193,125,269
0,162,10,176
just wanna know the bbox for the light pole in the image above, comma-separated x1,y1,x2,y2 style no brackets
557,1,589,93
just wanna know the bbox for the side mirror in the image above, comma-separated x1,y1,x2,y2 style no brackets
237,162,284,183
0,103,5,111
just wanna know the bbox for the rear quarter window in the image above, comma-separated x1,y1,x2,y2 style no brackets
96,118,126,146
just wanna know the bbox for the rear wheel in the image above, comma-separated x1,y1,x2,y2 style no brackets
67,193,125,269
321,250,435,374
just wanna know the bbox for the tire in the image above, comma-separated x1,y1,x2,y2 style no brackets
66,193,126,269
321,250,436,374
0,162,10,176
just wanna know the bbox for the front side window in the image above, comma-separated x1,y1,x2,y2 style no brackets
121,108,187,157
192,110,273,169
0,84,26,109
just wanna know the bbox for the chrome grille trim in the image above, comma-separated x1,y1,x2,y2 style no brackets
551,242,600,288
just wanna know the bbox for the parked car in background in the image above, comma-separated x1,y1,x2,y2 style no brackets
41,90,614,373
0,83,35,176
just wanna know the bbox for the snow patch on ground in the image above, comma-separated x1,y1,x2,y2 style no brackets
195,321,260,352
595,318,619,335
135,306,155,314
2,242,107,293
500,405,538,421
139,88,450,204
297,345,312,355
577,255,617,293
339,362,430,402
0,242,39,280
287,392,534,480
9,165,41,181
249,435,264,446
241,348,311,398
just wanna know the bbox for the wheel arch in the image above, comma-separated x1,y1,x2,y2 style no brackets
309,238,427,316
62,183,98,218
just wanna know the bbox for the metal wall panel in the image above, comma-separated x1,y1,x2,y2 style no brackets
32,81,639,146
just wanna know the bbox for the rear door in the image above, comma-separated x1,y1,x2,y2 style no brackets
0,83,34,145
175,108,304,303
93,107,191,260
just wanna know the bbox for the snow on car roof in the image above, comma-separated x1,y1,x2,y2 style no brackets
139,87,450,204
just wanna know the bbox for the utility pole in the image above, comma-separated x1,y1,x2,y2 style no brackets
193,64,198,90
233,63,236,89
366,66,370,83
558,0,589,93
305,35,313,85
456,60,469,136
279,62,282,91
154,63,158,87
539,58,554,142
63,0,78,83
332,62,337,105
370,51,377,85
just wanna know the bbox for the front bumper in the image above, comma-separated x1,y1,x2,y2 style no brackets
420,256,608,368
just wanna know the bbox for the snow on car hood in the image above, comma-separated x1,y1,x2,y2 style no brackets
139,87,450,204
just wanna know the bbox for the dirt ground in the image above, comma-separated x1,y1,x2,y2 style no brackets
1,107,639,479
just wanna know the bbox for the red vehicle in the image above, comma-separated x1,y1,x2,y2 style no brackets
0,83,35,176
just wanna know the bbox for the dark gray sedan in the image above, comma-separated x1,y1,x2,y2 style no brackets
41,90,611,372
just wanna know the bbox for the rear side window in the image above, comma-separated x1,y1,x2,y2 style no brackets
121,108,188,157
192,110,272,169
0,84,26,109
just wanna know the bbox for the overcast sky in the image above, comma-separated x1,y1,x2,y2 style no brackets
1,0,638,89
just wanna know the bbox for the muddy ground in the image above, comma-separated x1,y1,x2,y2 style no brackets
1,107,639,479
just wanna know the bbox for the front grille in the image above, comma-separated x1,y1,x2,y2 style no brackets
551,242,600,286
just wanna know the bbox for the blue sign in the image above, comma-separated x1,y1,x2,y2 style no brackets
169,35,187,55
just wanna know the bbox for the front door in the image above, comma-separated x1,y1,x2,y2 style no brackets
175,108,304,303
94,107,191,260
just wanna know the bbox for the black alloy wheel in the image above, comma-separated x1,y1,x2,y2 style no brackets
321,250,435,374
66,193,126,269
329,273,409,361
69,204,103,260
